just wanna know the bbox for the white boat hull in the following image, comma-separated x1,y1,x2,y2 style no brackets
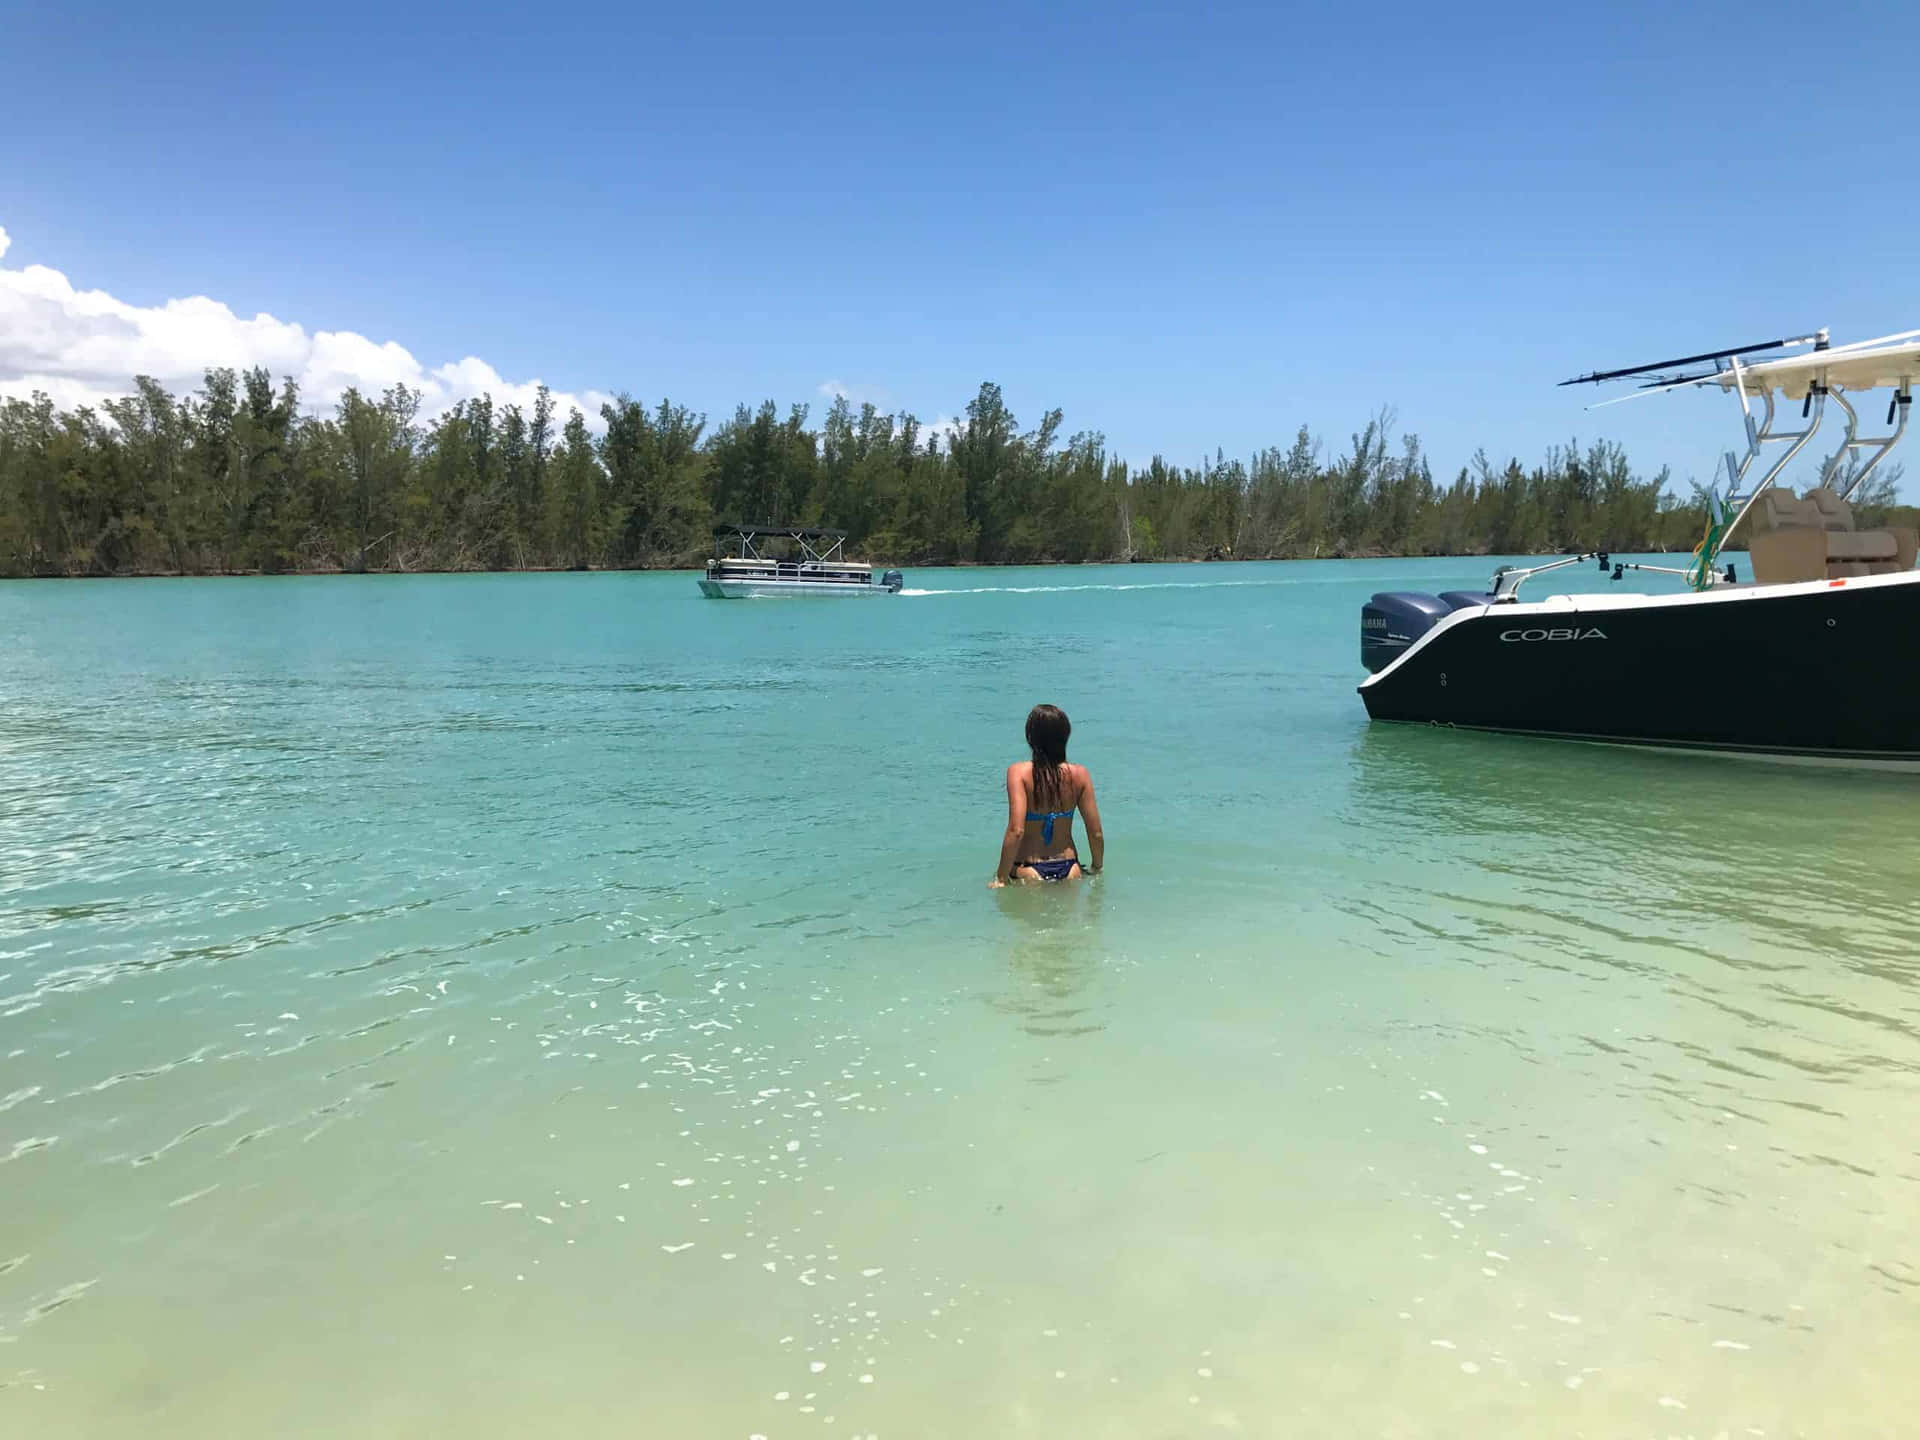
698,577,898,599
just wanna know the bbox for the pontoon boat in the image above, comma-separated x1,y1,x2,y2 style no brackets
699,524,904,599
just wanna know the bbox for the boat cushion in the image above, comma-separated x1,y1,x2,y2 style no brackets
1825,530,1899,561
1741,487,1915,581
1803,487,1855,532
1747,525,1828,582
1751,489,1813,533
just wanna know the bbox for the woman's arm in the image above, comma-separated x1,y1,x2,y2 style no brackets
989,764,1026,887
1076,768,1105,873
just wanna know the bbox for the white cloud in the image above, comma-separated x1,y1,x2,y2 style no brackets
817,378,903,411
0,225,611,426
816,377,958,447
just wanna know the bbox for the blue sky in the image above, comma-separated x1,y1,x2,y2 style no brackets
1,0,1912,492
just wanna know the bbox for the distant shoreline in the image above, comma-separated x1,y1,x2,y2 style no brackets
0,548,1708,581
7,373,1791,586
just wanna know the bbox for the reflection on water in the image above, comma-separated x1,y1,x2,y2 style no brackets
1345,723,1920,996
987,881,1111,1043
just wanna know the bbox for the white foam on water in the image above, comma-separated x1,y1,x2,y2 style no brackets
901,576,1338,597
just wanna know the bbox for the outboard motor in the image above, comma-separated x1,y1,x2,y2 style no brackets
1361,591,1498,673
880,569,905,592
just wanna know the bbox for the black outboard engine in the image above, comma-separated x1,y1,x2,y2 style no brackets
1362,592,1453,673
880,569,905,592
1361,590,1499,673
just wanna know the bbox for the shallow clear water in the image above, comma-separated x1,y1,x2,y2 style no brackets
2,560,1917,1439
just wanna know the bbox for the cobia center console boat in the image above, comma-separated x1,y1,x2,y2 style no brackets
1358,328,1920,762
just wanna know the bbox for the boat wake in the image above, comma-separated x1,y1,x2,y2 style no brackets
901,578,1338,597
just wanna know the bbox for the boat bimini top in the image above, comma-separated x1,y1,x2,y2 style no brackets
711,523,855,565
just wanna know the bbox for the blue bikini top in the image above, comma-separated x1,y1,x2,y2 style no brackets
1026,808,1074,844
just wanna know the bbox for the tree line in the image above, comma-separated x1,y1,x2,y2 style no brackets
0,371,1904,577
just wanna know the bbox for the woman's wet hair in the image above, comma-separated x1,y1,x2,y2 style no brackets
1025,704,1071,808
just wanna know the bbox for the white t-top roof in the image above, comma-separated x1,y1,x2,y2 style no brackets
1716,335,1920,399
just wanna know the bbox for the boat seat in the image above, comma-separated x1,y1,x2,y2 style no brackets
1745,486,1916,583
1752,488,1816,532
1804,487,1856,531
1825,530,1901,561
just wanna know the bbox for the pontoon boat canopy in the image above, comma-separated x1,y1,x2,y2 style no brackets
713,524,849,541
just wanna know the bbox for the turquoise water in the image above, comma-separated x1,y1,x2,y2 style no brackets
3,560,1918,1438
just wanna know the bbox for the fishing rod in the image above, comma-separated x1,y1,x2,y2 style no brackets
1559,332,1822,387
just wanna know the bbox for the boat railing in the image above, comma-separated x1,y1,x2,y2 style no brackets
1490,550,1730,600
1489,552,1610,599
1714,359,1827,566
1821,387,1911,498
708,558,871,574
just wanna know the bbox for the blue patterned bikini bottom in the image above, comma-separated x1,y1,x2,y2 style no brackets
1022,857,1080,882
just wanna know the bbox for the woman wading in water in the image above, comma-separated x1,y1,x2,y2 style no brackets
990,704,1104,887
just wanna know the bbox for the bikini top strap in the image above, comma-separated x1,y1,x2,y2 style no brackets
1027,766,1077,845
1026,808,1074,844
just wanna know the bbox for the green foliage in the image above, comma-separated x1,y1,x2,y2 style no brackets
553,408,602,570
0,373,1735,576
